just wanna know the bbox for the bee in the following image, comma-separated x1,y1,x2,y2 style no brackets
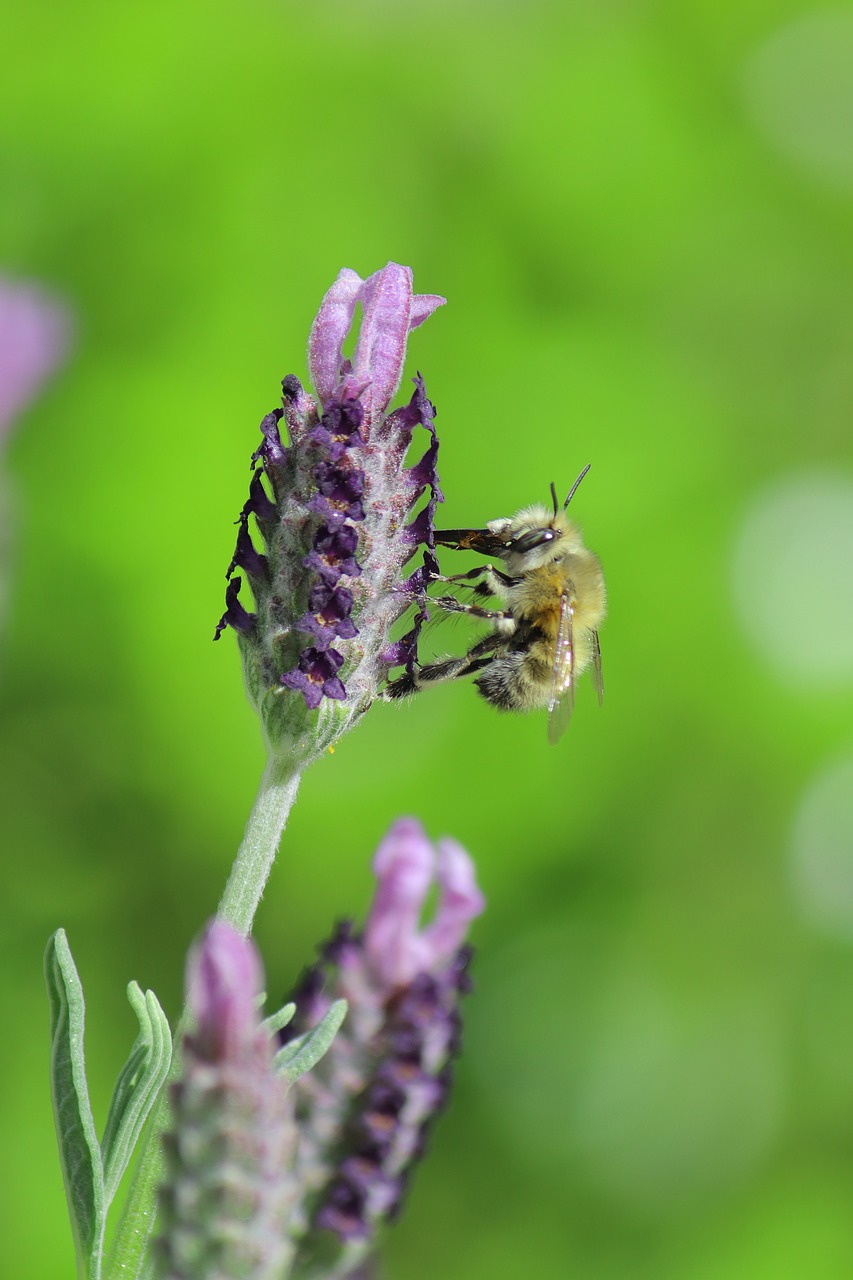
385,466,606,742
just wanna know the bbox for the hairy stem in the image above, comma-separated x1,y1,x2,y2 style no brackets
104,752,303,1280
217,752,303,933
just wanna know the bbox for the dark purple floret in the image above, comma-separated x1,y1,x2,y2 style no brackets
250,407,287,468
405,436,441,507
303,524,362,586
307,462,366,524
226,521,269,581
309,582,354,619
308,398,365,460
362,1076,407,1120
400,501,438,553
380,597,430,680
402,546,440,596
315,1180,371,1243
380,372,434,443
297,583,358,650
280,373,304,401
280,646,346,708
213,576,256,640
239,468,277,525
282,965,327,1035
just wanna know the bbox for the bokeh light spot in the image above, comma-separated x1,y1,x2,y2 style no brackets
790,755,853,941
472,926,783,1216
743,10,853,193
731,471,853,686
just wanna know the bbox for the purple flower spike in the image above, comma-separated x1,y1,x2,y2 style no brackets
283,821,483,1269
186,921,264,1063
218,264,445,754
0,279,69,442
158,922,297,1280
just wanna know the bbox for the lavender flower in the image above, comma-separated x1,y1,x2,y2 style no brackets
216,264,445,762
0,278,69,442
156,923,297,1280
283,819,485,1276
0,279,69,625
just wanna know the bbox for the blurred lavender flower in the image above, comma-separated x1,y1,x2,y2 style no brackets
0,277,69,443
283,819,485,1278
216,264,445,761
0,279,69,625
156,922,297,1280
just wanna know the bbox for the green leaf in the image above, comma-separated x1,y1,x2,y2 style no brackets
100,982,172,1208
45,929,106,1280
273,999,347,1084
261,1000,296,1037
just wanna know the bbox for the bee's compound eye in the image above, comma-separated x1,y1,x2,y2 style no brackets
511,527,557,554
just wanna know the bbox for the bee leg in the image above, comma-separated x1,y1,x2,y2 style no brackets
431,565,517,593
430,596,512,622
431,565,512,585
384,634,500,699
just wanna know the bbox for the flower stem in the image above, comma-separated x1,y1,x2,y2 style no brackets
217,752,303,934
103,752,303,1280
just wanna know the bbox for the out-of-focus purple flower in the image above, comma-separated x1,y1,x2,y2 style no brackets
364,818,485,988
0,279,69,442
157,923,296,1280
186,920,265,1063
216,264,445,762
283,820,484,1271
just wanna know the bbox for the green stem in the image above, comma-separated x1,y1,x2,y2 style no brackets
217,752,303,934
104,752,303,1280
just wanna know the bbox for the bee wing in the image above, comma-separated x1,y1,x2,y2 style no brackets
589,629,604,706
547,591,575,745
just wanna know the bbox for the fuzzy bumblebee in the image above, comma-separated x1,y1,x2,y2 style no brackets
386,468,605,742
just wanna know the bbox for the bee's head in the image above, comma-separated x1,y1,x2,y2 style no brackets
433,468,592,571
486,505,570,571
490,469,591,571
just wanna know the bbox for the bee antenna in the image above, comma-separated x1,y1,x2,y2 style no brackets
562,463,591,510
549,481,559,516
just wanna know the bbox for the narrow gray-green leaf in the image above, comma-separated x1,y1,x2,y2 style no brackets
262,1000,296,1037
45,929,106,1280
101,983,172,1208
274,999,347,1083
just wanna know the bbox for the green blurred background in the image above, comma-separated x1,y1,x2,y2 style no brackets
3,1,853,1276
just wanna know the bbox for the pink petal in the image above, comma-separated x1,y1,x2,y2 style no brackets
352,263,414,423
419,838,486,967
364,817,434,988
308,268,364,409
409,293,447,330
